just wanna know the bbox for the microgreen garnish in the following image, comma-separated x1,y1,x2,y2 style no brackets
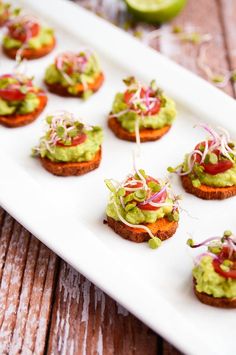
187,231,236,276
105,169,180,250
33,111,92,155
168,124,236,179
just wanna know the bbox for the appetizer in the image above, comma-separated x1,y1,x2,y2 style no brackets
0,73,47,127
108,76,176,142
0,1,10,26
33,111,103,176
3,15,55,60
44,50,104,99
188,231,236,308
169,124,236,199
105,169,180,248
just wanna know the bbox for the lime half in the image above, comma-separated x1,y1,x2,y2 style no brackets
125,0,187,23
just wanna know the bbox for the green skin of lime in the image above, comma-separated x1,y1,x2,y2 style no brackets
125,0,187,23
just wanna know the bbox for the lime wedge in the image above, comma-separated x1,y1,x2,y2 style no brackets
125,0,187,23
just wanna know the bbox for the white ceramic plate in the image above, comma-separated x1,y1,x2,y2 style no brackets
0,1,236,354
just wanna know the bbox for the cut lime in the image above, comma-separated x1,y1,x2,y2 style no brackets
124,0,187,23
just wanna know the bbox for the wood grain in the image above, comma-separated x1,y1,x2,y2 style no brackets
219,0,236,95
0,0,236,354
48,261,158,355
0,209,58,355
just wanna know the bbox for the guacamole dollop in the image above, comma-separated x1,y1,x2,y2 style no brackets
106,172,178,225
111,92,176,132
39,127,103,163
193,256,236,298
106,197,174,224
3,27,54,49
0,76,40,115
183,155,236,187
44,52,101,96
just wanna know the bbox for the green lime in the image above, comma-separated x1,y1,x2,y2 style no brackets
124,0,187,23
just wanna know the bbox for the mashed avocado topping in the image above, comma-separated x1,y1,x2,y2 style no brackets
105,169,180,249
0,74,41,115
188,231,236,299
193,256,236,298
110,77,176,132
44,50,101,99
3,27,54,49
33,112,103,163
169,124,236,188
112,92,176,132
183,158,236,187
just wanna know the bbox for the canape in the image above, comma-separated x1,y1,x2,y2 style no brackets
188,231,236,308
0,73,47,127
168,124,236,199
44,50,104,99
108,76,176,142
2,15,55,60
105,169,179,248
33,111,103,176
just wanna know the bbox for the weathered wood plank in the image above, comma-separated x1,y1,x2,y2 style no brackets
219,0,236,95
0,208,58,355
0,212,14,282
48,262,158,355
156,0,233,95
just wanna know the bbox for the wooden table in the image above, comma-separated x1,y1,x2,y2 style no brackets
0,0,235,353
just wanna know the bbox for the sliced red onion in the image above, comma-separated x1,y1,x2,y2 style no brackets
190,236,222,248
198,123,220,144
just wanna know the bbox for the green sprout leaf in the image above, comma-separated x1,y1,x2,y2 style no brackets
187,238,194,247
105,179,116,193
211,75,225,84
117,188,125,197
125,202,137,212
148,181,161,192
123,76,136,86
68,129,78,138
124,193,135,205
173,211,179,222
209,153,218,164
134,189,146,202
231,71,236,83
46,115,53,124
56,126,65,138
148,237,162,249
150,79,157,91
13,7,21,16
223,230,232,238
167,166,176,173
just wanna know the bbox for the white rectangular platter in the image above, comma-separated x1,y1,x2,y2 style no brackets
0,1,236,354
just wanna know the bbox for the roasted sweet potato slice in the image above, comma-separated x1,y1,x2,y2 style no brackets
181,175,236,200
0,93,47,128
106,215,178,243
40,148,102,176
108,116,171,142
